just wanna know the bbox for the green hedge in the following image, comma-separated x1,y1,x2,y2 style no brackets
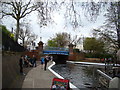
85,53,112,58
0,24,14,39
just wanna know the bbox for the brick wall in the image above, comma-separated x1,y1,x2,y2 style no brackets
68,52,85,61
24,50,43,60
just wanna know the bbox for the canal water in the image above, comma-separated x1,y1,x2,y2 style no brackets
51,62,107,90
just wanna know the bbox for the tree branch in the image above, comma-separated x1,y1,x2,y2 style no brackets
20,0,31,17
20,6,38,18
2,11,17,19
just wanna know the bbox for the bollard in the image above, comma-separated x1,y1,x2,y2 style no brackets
109,77,120,90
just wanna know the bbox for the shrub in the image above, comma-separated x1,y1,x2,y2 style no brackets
0,25,14,39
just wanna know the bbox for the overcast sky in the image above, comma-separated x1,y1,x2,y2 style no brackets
2,1,107,48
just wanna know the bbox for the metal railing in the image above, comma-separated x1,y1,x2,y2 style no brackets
97,69,112,88
97,70,112,81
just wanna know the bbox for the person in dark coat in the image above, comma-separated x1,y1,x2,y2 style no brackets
29,57,33,67
44,56,49,71
24,55,29,67
32,55,37,67
19,55,25,75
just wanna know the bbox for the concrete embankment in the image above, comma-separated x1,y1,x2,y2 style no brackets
2,53,21,88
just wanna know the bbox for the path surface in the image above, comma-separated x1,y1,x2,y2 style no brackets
22,61,57,88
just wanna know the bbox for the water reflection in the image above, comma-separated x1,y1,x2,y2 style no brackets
51,62,106,90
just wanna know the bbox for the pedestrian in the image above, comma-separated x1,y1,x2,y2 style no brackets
101,58,104,63
44,56,49,71
29,57,33,67
50,56,53,61
32,55,37,67
40,56,45,69
19,55,25,75
27,56,33,67
24,55,29,67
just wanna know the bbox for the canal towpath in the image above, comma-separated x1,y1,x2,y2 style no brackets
22,61,57,88
22,61,78,89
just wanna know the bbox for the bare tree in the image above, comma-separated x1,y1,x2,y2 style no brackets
82,1,120,49
64,1,120,49
68,33,81,46
1,0,39,42
19,22,38,47
36,0,82,29
63,0,82,29
36,0,60,27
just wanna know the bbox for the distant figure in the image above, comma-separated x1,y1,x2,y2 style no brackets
108,57,112,63
50,56,53,61
32,55,37,67
44,56,49,71
27,56,33,67
101,58,104,63
28,56,33,67
40,56,45,69
19,55,25,75
24,55,29,67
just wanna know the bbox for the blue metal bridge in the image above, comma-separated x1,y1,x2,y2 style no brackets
43,47,69,55
42,47,69,64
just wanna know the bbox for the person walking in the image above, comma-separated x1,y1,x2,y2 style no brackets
32,55,37,67
50,56,53,61
40,56,45,69
19,55,25,75
44,56,49,71
29,57,33,67
24,55,29,67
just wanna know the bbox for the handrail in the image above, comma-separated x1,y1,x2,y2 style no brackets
97,69,112,81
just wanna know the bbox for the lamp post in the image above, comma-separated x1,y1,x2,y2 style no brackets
40,37,42,41
31,41,35,50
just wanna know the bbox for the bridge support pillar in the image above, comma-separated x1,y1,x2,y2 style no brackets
38,41,44,56
68,43,75,60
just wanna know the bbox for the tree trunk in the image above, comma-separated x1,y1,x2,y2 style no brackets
15,19,20,42
117,1,120,48
22,38,25,47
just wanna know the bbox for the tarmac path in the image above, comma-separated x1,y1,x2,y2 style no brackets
22,61,57,89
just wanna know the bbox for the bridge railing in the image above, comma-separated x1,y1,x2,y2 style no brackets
43,46,69,51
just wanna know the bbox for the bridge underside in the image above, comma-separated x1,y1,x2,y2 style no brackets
51,54,68,64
